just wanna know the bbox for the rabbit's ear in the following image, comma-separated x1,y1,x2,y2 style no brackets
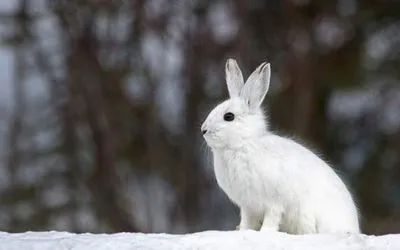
241,62,271,109
225,58,244,98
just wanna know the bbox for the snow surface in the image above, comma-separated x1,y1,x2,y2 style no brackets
0,230,399,250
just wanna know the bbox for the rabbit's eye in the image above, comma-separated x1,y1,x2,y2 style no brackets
223,112,235,121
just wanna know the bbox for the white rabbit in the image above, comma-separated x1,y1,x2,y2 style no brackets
201,59,360,234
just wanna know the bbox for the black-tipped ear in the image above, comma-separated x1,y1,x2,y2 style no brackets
225,58,244,98
240,62,271,109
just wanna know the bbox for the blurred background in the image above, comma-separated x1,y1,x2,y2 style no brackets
0,0,399,235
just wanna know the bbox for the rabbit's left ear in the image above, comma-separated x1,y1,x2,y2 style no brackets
225,58,244,98
240,62,271,110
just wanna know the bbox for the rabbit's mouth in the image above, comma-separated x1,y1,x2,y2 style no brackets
202,130,216,143
202,131,214,140
202,130,226,149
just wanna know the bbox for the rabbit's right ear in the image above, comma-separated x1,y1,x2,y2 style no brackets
225,58,244,98
240,62,271,110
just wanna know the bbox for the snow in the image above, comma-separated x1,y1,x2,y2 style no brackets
0,230,399,250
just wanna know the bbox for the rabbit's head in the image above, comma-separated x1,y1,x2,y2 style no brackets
201,59,271,149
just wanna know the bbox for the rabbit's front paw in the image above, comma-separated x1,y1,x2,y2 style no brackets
239,209,262,230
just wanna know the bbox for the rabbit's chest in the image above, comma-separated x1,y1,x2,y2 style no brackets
213,150,264,208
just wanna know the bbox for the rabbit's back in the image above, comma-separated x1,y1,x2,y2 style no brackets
260,135,360,233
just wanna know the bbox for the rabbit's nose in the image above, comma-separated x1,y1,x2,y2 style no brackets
201,123,207,134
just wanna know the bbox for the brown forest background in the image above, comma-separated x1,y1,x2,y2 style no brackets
0,0,399,234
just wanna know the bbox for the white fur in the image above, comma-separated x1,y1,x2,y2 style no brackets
201,59,360,234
